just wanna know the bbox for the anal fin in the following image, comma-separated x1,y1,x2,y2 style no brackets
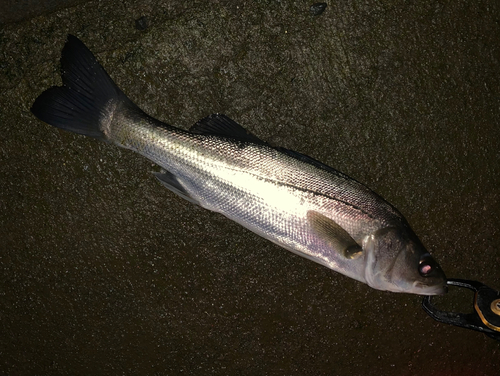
153,171,200,205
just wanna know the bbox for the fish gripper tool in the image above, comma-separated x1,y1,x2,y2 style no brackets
422,278,500,341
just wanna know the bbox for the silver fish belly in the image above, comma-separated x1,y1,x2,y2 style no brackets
31,35,447,295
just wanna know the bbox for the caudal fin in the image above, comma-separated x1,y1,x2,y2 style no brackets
31,35,136,140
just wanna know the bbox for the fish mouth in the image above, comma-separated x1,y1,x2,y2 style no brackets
412,280,448,296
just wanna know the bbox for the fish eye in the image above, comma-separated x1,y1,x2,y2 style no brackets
418,255,436,277
419,262,432,276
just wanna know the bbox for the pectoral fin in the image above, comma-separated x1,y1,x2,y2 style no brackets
307,211,363,259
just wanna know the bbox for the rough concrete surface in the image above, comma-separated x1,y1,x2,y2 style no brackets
1,0,499,375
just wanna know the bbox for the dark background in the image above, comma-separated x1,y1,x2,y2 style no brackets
1,1,499,374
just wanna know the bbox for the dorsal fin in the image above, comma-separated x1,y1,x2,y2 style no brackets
277,147,352,179
190,114,267,144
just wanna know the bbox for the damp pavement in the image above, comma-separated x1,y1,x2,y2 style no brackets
1,1,499,375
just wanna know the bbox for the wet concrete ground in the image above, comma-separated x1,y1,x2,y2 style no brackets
1,1,499,374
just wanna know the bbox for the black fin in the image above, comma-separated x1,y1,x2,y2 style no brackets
31,34,138,140
190,114,267,144
307,211,362,259
278,147,351,178
153,171,199,205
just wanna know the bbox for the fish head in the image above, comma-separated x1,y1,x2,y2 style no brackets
363,226,447,295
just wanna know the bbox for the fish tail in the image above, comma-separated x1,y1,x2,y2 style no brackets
31,35,138,140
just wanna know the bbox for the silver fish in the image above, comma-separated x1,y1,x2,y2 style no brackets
31,35,447,295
